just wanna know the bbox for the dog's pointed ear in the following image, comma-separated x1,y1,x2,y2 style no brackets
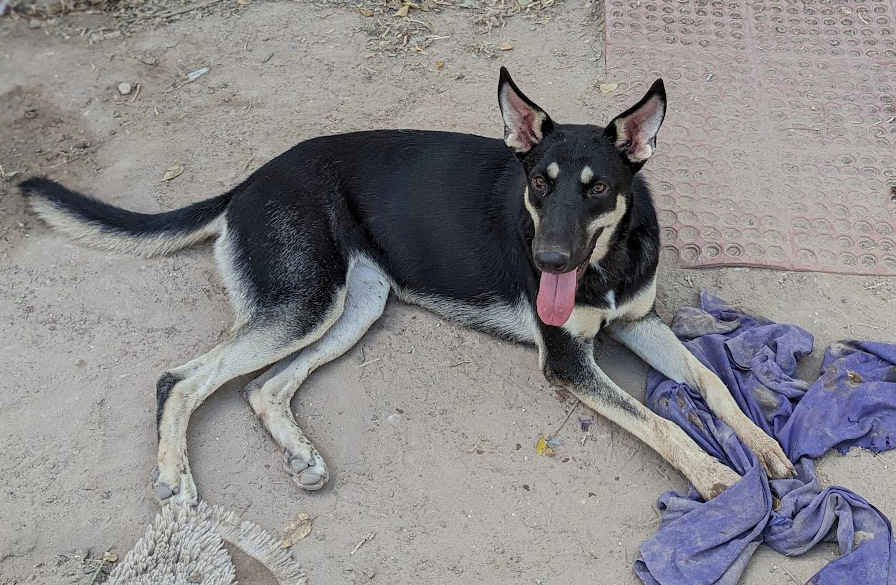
604,79,666,167
498,67,554,157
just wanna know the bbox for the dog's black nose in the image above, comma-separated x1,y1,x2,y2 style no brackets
534,248,572,273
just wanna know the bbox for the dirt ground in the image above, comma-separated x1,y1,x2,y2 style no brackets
1,1,895,583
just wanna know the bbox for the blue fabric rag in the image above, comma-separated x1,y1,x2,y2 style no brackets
633,292,896,585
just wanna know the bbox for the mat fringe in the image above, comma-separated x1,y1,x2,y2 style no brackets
212,505,307,585
106,501,306,585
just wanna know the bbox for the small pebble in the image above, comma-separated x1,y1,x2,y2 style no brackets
117,82,132,95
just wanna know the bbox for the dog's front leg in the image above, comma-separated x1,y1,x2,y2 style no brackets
606,311,795,479
538,326,741,500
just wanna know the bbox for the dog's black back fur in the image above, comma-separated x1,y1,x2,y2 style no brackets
23,127,660,340
248,129,657,313
20,68,669,344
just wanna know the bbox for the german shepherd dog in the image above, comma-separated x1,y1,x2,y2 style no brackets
20,68,794,505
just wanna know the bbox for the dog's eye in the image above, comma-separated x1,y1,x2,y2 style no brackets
531,175,548,191
589,182,608,196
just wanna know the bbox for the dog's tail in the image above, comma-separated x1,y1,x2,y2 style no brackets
19,177,233,257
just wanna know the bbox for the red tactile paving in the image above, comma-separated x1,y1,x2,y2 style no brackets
605,0,896,274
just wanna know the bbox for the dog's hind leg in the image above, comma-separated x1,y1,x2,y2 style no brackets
244,257,390,491
606,311,796,479
153,286,349,505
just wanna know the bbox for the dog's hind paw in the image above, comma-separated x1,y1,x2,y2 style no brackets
151,467,199,506
283,445,329,491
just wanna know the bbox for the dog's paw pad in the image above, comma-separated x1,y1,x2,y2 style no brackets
154,482,175,500
152,467,198,505
297,468,326,489
282,446,329,491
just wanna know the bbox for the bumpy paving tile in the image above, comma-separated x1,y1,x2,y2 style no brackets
606,0,896,274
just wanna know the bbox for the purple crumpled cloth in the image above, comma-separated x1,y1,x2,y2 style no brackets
633,291,896,585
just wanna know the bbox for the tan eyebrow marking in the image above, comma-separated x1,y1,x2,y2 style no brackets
581,166,594,184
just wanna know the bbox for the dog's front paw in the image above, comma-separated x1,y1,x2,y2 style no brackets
691,459,742,501
743,427,795,479
282,445,329,491
151,467,199,505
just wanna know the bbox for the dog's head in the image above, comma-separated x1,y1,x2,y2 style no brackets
497,67,666,326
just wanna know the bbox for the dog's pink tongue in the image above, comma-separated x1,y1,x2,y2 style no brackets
537,270,577,326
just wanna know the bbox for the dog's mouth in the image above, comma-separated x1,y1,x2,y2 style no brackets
535,229,602,327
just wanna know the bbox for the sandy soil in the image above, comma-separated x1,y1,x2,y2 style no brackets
1,2,895,583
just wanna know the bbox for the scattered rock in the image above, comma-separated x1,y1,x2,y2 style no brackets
117,82,132,95
187,67,209,81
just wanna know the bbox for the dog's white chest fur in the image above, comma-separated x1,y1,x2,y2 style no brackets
562,277,657,339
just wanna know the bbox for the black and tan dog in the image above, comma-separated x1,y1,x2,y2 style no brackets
20,68,794,505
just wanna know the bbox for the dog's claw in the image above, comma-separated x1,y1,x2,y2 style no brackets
283,446,329,491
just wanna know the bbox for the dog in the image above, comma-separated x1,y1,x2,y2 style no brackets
20,68,795,505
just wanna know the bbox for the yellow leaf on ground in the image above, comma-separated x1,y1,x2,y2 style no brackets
280,513,313,548
535,435,555,457
161,163,184,182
